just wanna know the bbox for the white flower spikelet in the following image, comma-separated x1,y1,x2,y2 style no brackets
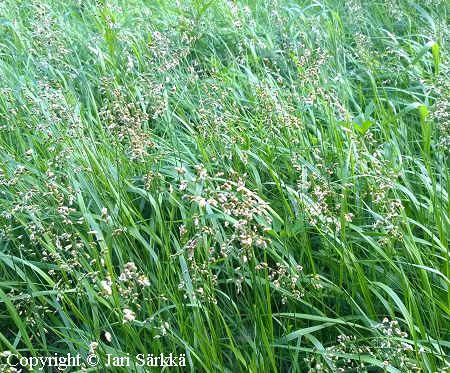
123,308,136,323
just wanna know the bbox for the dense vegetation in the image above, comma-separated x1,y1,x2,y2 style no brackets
0,0,449,371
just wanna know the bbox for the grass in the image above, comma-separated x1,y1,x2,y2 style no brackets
0,0,449,372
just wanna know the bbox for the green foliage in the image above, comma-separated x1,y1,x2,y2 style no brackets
0,0,449,372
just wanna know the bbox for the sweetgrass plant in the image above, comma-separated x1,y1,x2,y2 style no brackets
0,0,449,372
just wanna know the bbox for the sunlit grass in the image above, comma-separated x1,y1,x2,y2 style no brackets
0,0,449,372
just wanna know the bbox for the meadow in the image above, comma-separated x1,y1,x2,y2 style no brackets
0,0,449,371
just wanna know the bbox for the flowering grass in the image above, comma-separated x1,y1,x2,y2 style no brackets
0,0,449,372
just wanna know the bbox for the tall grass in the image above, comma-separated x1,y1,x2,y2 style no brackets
0,0,449,371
